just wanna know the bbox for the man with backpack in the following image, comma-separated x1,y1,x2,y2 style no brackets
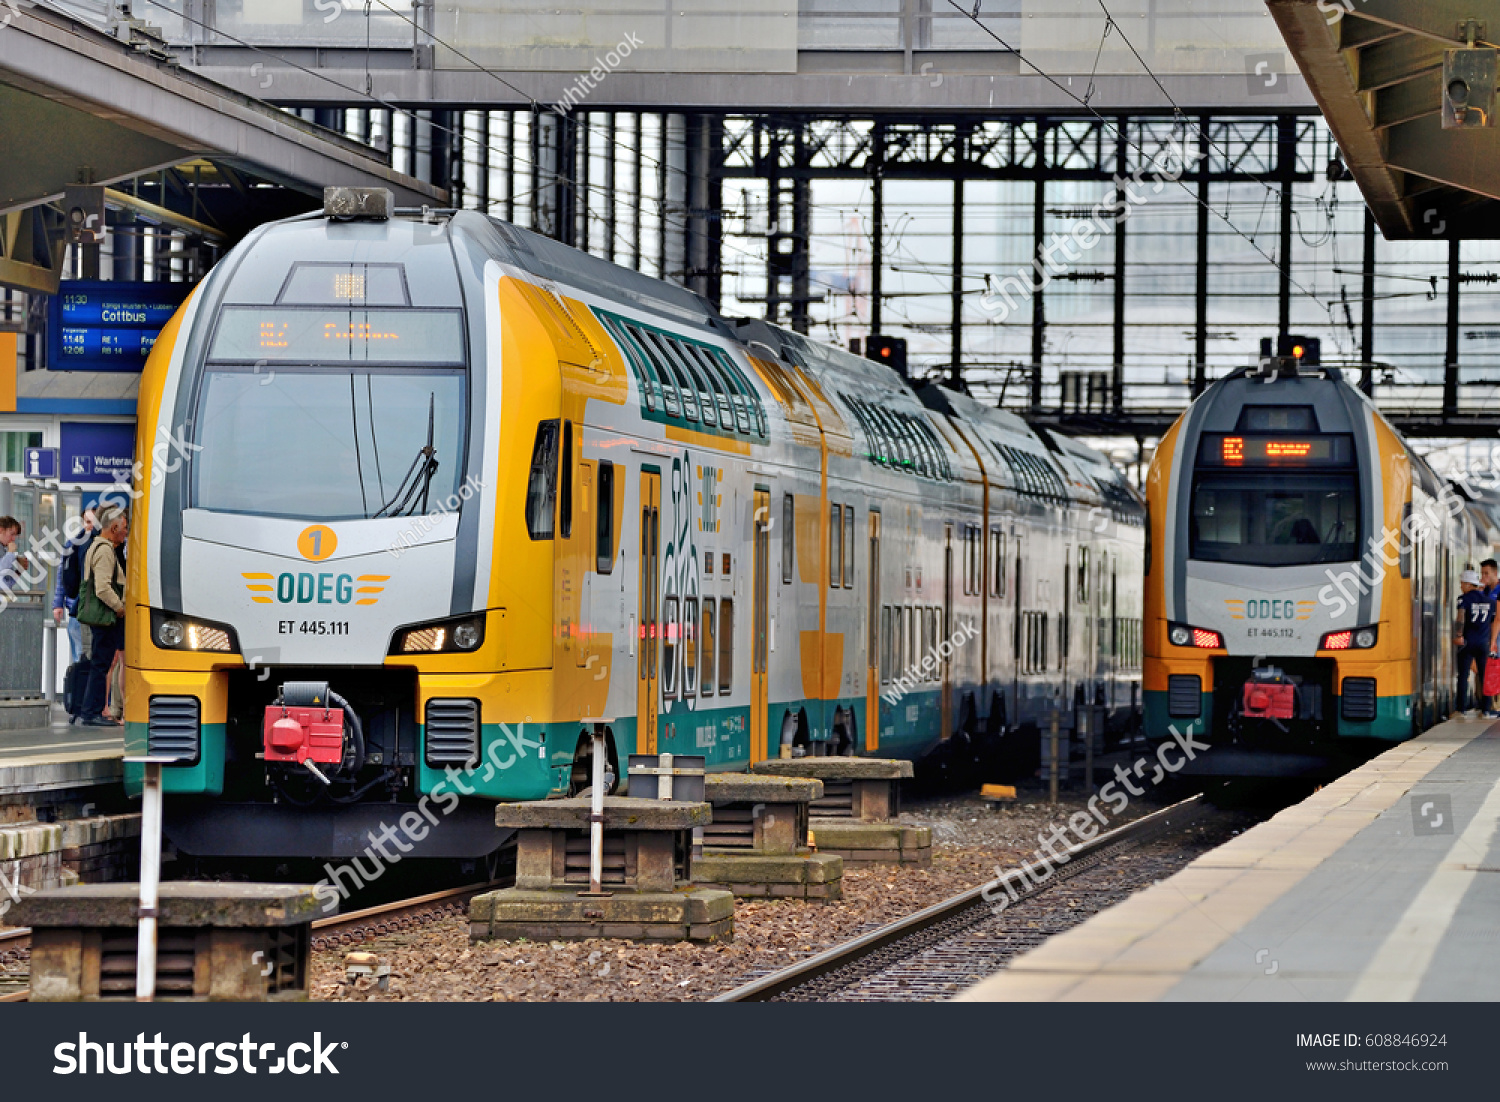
51,508,97,719
76,505,128,728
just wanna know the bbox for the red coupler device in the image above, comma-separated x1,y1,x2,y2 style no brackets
1242,682,1295,720
263,705,345,764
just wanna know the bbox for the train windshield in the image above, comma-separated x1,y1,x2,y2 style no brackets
191,368,466,521
1189,474,1359,566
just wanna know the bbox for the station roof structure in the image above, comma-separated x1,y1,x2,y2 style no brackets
1269,0,1500,238
0,1,441,292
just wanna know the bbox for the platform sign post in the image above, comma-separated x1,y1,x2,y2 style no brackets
126,755,178,1001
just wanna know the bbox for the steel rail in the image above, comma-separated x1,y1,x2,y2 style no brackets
712,793,1206,1002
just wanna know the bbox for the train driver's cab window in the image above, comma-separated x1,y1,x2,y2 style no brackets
1190,475,1359,566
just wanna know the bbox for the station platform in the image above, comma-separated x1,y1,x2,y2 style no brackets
958,716,1500,1002
0,709,123,798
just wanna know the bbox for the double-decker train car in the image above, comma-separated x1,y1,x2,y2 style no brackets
1143,358,1484,775
121,189,1143,860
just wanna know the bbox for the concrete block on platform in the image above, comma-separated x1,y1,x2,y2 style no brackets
470,886,735,943
0,700,49,730
704,772,823,804
694,850,843,900
9,881,324,929
809,821,932,866
494,795,711,831
17,882,317,1002
751,756,913,781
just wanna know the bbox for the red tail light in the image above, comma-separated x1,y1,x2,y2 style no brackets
1321,630,1352,650
1192,628,1222,649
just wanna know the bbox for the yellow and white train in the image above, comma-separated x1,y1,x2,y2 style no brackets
1144,357,1491,775
122,189,1143,858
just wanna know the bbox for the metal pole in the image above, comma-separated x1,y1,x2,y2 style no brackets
136,760,163,1001
657,751,674,800
587,728,606,895
1360,206,1376,395
1049,708,1059,804
41,618,56,703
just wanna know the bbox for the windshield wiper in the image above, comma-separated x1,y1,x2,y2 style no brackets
372,394,439,519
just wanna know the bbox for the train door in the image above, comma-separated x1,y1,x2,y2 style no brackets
942,524,954,740
751,488,770,762
1011,534,1024,720
637,471,661,754
866,509,881,750
576,461,593,670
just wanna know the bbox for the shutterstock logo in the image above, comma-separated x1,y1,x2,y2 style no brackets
54,1033,345,1075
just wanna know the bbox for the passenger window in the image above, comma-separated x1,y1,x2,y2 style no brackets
881,606,892,681
843,505,855,588
830,503,843,587
992,528,1004,598
596,460,615,573
782,493,795,584
662,595,679,698
701,599,716,695
524,420,559,540
684,597,698,694
718,598,734,692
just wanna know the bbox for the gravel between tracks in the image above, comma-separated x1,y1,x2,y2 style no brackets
311,785,1215,1003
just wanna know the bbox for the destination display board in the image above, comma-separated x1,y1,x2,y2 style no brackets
49,280,191,372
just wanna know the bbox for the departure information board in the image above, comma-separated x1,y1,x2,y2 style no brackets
49,280,191,372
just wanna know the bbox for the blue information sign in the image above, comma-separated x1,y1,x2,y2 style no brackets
49,280,191,372
60,422,137,484
23,447,58,480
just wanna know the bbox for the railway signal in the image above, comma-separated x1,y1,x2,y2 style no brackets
864,334,908,377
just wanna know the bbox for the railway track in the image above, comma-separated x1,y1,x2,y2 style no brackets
712,794,1226,1002
0,880,502,1002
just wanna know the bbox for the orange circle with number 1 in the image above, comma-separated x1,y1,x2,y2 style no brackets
297,525,337,561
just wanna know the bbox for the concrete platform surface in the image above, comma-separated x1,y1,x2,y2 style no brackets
958,715,1500,1002
0,716,123,796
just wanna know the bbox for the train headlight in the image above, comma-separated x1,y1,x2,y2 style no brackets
1168,622,1222,649
150,609,238,653
1322,626,1378,651
390,613,487,655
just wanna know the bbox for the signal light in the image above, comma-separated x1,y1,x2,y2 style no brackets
1192,628,1222,649
864,335,908,377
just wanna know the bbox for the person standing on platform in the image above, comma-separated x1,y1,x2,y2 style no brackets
1483,558,1500,720
51,508,98,666
0,515,30,593
1455,568,1496,719
76,506,128,728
